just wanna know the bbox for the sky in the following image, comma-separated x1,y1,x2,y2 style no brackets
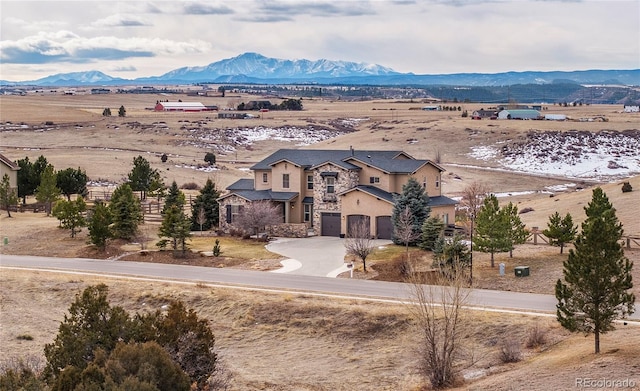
1,0,639,82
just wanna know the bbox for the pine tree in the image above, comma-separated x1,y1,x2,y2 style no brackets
391,177,430,245
503,202,528,257
543,212,577,254
159,204,192,257
191,178,220,231
420,216,445,251
109,183,142,240
56,167,88,201
163,181,185,215
52,196,87,238
88,201,112,249
555,188,635,354
128,155,162,200
473,194,510,267
35,164,60,216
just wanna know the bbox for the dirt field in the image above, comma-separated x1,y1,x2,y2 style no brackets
1,93,639,389
1,269,639,390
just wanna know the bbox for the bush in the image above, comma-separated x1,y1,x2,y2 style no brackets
204,152,216,166
161,153,168,163
213,239,221,257
181,182,200,190
499,338,522,363
622,182,633,193
525,324,548,349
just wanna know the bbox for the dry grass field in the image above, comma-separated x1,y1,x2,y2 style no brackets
1,92,639,389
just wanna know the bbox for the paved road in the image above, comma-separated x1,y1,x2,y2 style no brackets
266,236,392,277
2,254,639,322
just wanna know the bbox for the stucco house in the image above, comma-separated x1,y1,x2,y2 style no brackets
0,153,20,191
219,148,457,238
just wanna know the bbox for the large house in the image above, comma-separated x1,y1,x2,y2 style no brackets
219,148,457,238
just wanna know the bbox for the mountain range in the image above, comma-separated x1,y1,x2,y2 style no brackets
1,52,639,87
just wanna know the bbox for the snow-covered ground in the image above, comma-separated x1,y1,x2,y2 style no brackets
469,130,640,182
182,118,365,153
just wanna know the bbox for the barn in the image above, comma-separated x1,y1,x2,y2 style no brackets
498,109,542,120
154,101,207,112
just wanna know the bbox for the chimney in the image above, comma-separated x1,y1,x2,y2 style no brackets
350,145,354,156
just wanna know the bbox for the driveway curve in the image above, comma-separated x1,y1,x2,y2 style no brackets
266,236,392,277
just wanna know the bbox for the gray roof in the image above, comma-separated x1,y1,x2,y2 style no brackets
428,195,458,206
227,178,254,190
250,149,440,174
221,189,298,202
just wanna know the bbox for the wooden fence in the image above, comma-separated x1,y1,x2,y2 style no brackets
527,227,640,250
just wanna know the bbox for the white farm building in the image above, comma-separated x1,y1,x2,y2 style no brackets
154,101,208,112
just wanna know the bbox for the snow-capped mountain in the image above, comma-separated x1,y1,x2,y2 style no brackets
1,52,638,87
24,71,128,86
151,52,400,82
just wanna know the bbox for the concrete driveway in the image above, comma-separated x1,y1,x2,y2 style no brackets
266,236,392,277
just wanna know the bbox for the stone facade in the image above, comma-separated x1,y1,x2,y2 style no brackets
311,163,359,235
267,223,309,238
218,194,250,232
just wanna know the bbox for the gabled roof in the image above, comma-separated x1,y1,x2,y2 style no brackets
226,178,255,191
338,185,396,204
339,186,458,207
0,153,20,171
250,149,442,173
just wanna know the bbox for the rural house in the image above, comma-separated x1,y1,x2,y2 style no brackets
219,148,457,238
0,153,20,191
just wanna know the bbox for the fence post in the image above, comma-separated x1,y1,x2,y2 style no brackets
532,227,539,245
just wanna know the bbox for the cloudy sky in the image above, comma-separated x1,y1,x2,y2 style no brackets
1,0,638,82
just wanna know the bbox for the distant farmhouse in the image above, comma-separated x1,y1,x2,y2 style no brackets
0,153,20,191
91,88,111,94
471,108,498,119
219,148,457,238
154,101,217,112
623,105,639,113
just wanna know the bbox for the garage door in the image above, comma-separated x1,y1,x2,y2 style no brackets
376,216,393,239
347,215,370,237
321,213,341,237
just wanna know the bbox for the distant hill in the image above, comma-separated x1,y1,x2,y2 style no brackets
1,52,639,88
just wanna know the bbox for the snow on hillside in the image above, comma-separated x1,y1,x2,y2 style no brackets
182,119,364,154
469,130,640,181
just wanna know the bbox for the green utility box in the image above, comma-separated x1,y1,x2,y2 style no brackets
515,266,530,277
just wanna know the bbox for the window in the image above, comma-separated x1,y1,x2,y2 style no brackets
262,173,268,183
283,173,289,188
369,176,380,184
422,176,427,188
226,204,243,223
436,177,440,188
307,175,313,190
326,177,335,193
304,204,313,224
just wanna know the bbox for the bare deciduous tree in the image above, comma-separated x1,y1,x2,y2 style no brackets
459,182,490,281
407,265,472,389
196,206,206,234
234,201,282,238
394,206,422,265
344,218,375,273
